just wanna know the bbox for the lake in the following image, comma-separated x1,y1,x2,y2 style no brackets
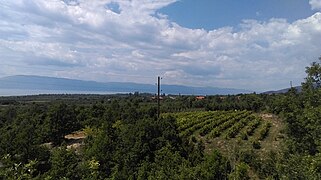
0,89,124,96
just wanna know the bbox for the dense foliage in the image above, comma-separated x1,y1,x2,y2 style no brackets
0,99,230,179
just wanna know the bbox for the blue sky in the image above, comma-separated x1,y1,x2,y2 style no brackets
0,0,321,92
159,0,315,30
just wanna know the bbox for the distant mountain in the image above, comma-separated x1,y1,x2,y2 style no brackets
262,86,302,94
0,75,251,95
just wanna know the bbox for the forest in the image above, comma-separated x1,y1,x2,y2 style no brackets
1,58,321,179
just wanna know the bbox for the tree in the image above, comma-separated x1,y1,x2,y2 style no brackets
47,147,79,179
194,150,230,179
83,124,117,178
305,57,321,87
0,155,39,180
45,103,79,145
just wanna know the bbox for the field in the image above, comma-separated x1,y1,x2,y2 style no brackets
167,110,285,155
165,110,286,178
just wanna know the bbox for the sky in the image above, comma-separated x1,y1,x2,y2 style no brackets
0,0,321,92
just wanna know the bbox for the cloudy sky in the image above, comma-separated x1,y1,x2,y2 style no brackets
0,0,321,92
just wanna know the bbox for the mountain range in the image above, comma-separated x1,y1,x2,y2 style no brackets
0,75,252,95
262,86,302,94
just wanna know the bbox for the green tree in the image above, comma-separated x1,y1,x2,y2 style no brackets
45,103,79,145
83,123,117,178
194,150,230,180
47,147,79,179
305,57,321,87
138,144,187,180
0,154,39,180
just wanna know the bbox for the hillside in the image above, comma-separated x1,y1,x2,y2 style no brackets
262,86,302,94
0,75,251,95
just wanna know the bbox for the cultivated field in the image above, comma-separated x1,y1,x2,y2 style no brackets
167,110,284,154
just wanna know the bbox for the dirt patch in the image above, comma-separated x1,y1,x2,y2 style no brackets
64,131,87,152
64,131,87,140
67,143,82,150
260,114,273,119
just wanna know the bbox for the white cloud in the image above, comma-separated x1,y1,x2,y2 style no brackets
0,0,321,91
310,0,321,10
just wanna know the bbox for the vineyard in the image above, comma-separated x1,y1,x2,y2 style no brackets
168,110,279,152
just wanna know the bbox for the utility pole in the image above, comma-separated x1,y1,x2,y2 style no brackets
290,81,293,88
157,76,161,118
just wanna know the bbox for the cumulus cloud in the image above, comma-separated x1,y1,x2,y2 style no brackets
0,0,321,91
310,0,321,10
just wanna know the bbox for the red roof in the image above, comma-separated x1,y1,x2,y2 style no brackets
196,96,205,100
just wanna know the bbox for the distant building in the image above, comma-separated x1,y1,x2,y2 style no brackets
151,96,164,100
196,96,205,100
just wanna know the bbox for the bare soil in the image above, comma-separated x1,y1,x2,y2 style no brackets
64,131,87,151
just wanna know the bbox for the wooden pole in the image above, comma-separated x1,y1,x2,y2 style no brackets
157,76,160,118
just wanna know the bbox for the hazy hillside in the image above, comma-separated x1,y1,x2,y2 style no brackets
0,75,251,95
262,86,302,94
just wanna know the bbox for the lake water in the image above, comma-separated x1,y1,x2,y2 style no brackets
0,89,125,96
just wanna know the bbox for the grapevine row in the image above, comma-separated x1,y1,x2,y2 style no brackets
180,112,232,137
257,122,272,140
206,111,252,138
198,115,230,136
238,116,261,140
178,111,221,131
224,115,252,139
